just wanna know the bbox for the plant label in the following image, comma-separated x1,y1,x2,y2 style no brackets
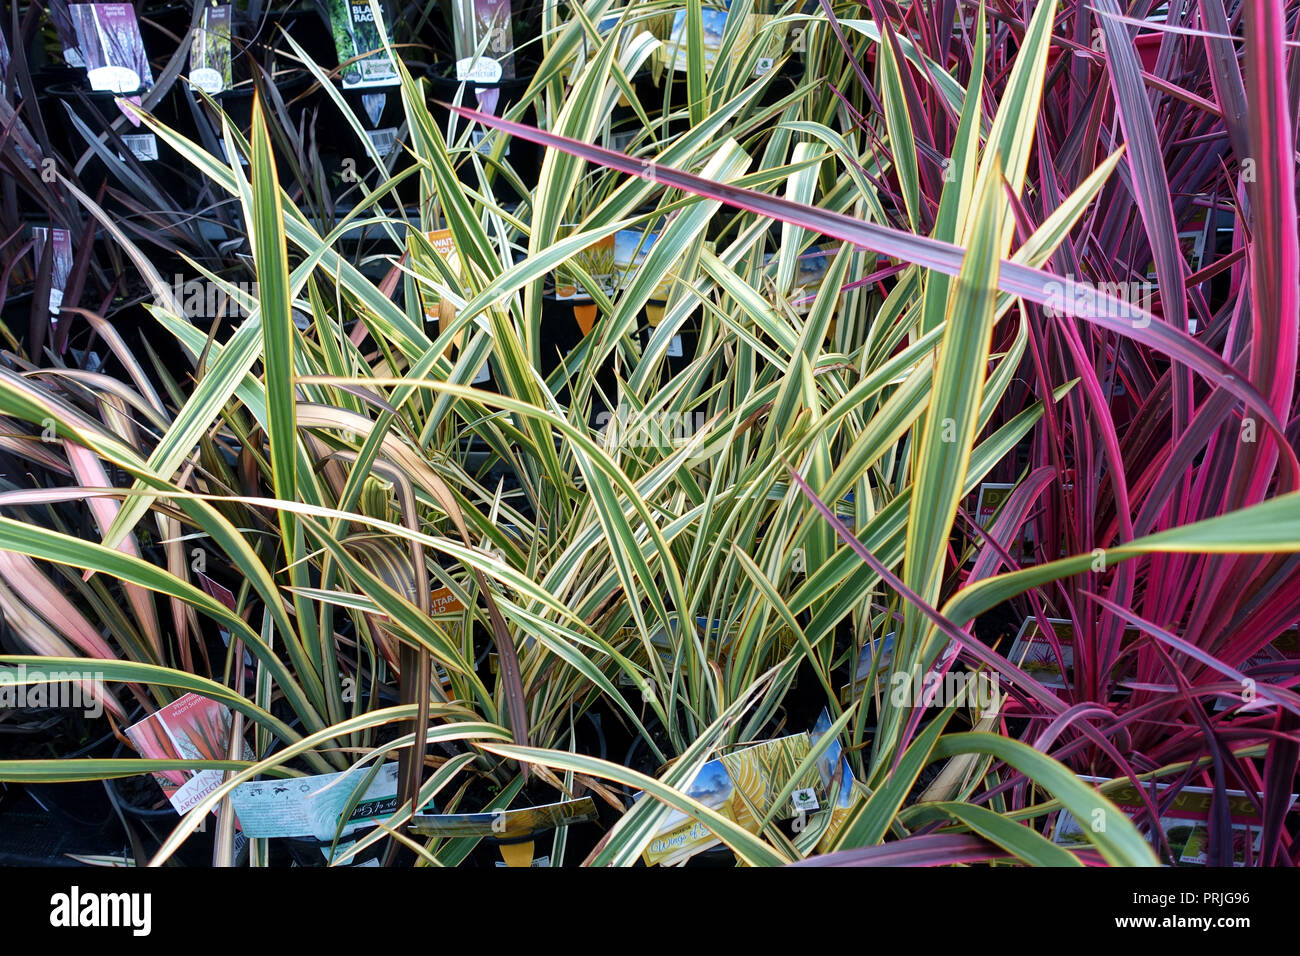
69,4,153,94
31,227,73,319
453,0,516,81
330,0,400,88
190,5,233,95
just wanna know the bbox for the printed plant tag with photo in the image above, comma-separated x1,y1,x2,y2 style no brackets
69,4,153,94
667,8,728,73
639,732,823,866
453,0,516,82
329,0,399,88
190,4,233,94
1053,775,1298,866
31,227,74,318
125,693,253,815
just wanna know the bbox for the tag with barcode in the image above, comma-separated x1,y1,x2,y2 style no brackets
367,127,399,157
471,129,510,157
121,133,158,161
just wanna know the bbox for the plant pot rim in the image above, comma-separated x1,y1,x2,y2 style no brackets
216,72,314,101
46,81,152,100
103,773,180,818
423,61,538,94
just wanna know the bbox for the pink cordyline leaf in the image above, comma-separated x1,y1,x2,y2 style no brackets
0,550,120,662
790,833,1012,866
1087,592,1300,719
1093,0,1188,341
65,442,163,660
443,101,1298,485
1242,0,1299,432
780,464,1069,717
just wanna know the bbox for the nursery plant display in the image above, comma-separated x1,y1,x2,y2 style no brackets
0,0,1297,875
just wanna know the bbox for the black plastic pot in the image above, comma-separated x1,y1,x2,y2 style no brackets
11,714,118,825
188,71,316,175
640,305,700,380
100,738,233,866
538,291,590,376
424,62,542,202
0,285,36,329
0,715,121,865
0,787,126,866
137,2,197,61
30,64,86,88
102,739,183,822
45,82,193,204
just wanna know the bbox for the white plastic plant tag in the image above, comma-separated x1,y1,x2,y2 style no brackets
791,787,820,812
471,128,510,156
455,55,502,83
231,762,401,839
608,129,637,154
